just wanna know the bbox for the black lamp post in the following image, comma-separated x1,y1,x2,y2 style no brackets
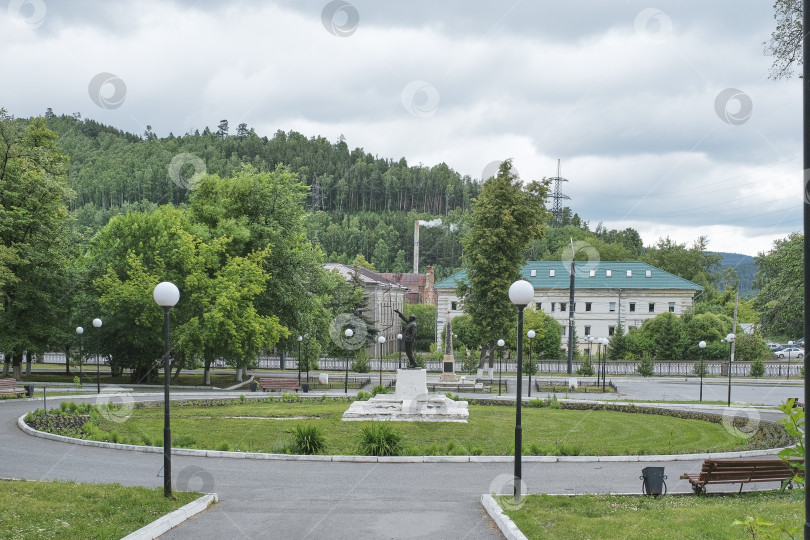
397,333,403,369
698,340,706,402
75,326,83,379
377,335,386,386
787,340,794,380
92,318,102,393
497,339,505,396
527,330,535,397
600,337,608,392
297,335,303,385
509,279,534,502
725,332,735,407
304,334,310,391
344,328,353,393
153,281,180,499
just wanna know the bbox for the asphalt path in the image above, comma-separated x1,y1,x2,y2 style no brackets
0,377,799,539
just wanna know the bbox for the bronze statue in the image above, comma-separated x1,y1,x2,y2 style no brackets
394,309,418,368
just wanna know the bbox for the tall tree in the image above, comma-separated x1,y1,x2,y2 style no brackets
754,233,803,337
457,160,549,367
764,0,802,79
0,111,73,379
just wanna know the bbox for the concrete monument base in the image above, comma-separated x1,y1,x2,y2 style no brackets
342,368,468,423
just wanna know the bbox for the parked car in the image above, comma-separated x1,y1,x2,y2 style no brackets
769,343,787,352
776,347,804,359
795,337,805,346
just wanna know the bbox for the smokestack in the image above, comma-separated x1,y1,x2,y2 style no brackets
413,220,419,274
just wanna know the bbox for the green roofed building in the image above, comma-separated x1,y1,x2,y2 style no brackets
434,261,703,351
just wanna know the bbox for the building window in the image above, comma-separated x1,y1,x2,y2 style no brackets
589,269,595,277
609,302,616,312
549,269,555,277
608,325,616,336
561,326,566,336
645,270,652,278
584,325,591,336
629,302,636,312
606,269,612,277
530,269,536,277
626,270,632,277
451,301,458,311
649,303,655,313
669,302,676,313
585,302,592,312
551,302,556,312
561,302,567,312
537,302,542,311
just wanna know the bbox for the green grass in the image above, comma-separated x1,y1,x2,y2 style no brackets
536,385,616,393
78,399,759,456
498,491,803,540
0,479,201,540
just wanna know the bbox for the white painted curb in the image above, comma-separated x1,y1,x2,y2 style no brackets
121,493,218,540
481,494,528,540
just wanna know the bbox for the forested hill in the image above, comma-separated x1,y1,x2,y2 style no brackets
23,112,730,286
41,112,480,215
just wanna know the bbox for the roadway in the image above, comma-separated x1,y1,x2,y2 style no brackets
0,376,801,539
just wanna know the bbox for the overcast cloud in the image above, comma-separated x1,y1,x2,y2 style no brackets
0,0,800,256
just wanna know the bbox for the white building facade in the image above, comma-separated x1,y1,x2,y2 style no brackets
434,261,703,350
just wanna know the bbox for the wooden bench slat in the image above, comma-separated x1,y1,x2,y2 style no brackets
0,378,26,395
258,378,302,392
681,458,802,494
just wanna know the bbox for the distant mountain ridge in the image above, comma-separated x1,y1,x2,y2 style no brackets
711,251,757,295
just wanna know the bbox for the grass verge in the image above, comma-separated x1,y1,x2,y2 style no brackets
497,491,803,540
33,397,783,456
0,479,200,540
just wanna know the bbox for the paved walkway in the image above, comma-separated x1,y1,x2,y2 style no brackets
0,376,799,539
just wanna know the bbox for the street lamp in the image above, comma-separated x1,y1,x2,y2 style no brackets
75,326,83,379
397,333,403,369
497,339,505,396
599,337,609,393
92,318,102,393
725,332,735,407
527,330,535,397
153,281,180,499
377,335,386,386
304,334,311,392
344,328,353,394
698,341,706,402
297,335,303,385
787,340,794,380
509,279,534,503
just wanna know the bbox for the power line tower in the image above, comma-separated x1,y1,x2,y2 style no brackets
549,159,570,227
310,175,326,211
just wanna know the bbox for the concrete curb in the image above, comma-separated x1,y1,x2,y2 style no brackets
480,494,527,540
18,413,788,463
121,493,218,540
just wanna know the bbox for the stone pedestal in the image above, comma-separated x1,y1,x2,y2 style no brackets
342,368,468,423
440,354,458,382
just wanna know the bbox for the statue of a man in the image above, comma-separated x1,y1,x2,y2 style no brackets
394,309,418,368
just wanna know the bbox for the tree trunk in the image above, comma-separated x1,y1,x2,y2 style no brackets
12,352,22,380
478,340,495,369
172,355,185,384
235,366,244,383
3,358,9,376
64,346,71,375
25,351,32,376
203,358,211,386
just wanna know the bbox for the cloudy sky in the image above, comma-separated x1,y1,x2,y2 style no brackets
0,0,800,256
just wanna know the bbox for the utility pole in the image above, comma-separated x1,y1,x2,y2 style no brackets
567,239,575,374
728,291,738,406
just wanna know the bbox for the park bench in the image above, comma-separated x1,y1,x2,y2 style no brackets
680,458,803,494
0,378,26,396
258,378,302,393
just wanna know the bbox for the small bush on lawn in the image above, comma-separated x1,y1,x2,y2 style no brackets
356,391,372,401
358,422,402,456
371,385,390,396
292,425,326,455
215,440,232,451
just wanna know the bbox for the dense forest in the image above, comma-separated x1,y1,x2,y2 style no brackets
36,111,662,281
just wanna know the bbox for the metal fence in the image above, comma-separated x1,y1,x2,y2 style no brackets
17,353,805,379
